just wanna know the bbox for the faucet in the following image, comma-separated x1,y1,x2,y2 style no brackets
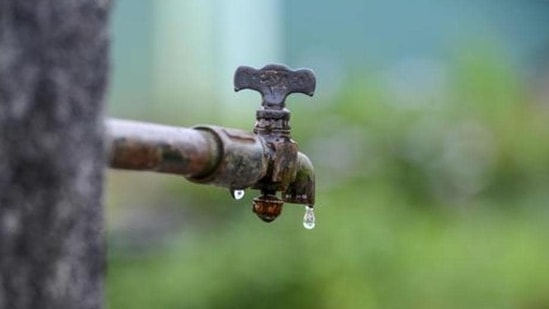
107,64,316,224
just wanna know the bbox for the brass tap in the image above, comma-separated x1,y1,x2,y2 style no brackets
234,64,316,222
108,64,316,223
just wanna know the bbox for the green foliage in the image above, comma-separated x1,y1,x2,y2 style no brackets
107,48,549,308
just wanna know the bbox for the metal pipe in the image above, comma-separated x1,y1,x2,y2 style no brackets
106,119,219,178
106,119,269,190
186,125,268,189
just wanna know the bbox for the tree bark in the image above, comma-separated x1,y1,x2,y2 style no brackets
0,1,110,308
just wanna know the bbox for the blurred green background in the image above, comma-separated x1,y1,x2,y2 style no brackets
106,1,549,308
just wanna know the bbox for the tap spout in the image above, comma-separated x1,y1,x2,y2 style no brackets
283,151,315,207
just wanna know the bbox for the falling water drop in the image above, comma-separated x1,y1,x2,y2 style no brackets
231,189,245,200
303,205,315,230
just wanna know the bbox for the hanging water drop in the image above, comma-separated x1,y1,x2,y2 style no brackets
303,205,315,230
231,189,245,200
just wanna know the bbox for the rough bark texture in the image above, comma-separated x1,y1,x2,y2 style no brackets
0,1,109,308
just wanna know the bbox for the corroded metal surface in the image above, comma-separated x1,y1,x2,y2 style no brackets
234,64,316,109
252,194,283,222
234,64,317,222
187,126,268,189
107,120,270,190
106,64,317,223
106,119,219,178
283,152,315,205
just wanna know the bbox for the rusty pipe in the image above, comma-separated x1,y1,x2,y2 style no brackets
186,125,268,189
106,119,218,178
106,119,269,190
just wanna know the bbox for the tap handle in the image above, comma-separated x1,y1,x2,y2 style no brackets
234,64,316,110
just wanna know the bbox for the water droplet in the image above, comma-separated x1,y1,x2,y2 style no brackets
303,205,315,230
231,189,245,200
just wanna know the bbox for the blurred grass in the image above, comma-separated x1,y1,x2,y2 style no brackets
106,48,549,308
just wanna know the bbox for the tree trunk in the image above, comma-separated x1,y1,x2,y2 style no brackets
0,1,110,308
